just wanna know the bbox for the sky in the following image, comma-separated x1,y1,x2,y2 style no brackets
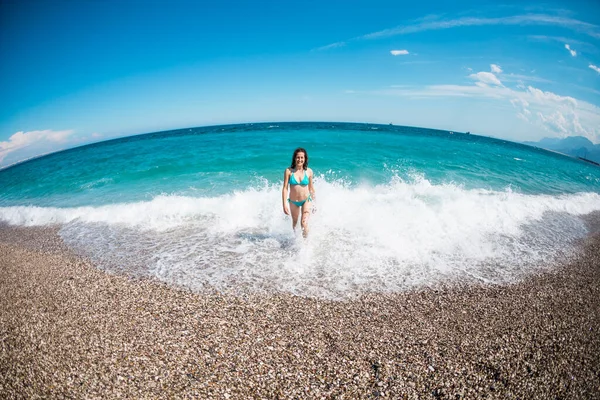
1,0,600,167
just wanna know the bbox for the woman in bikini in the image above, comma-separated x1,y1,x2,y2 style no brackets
282,148,316,237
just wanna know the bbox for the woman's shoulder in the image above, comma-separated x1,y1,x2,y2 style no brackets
307,167,314,175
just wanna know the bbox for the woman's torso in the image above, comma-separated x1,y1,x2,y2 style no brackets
288,168,310,201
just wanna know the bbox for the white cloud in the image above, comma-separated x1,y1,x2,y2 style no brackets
375,74,600,142
590,64,600,73
469,71,503,86
390,49,409,56
526,86,577,107
506,87,586,139
0,129,75,163
491,64,503,74
511,98,530,108
565,44,577,57
536,110,580,135
517,112,530,122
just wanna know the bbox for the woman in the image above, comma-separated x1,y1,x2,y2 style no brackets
282,148,316,237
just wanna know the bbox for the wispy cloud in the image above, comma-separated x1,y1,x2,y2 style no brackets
490,64,503,74
528,35,598,54
590,64,600,74
501,73,553,84
390,50,409,56
0,129,75,163
565,44,577,57
570,83,600,96
360,14,600,40
318,13,600,51
528,35,587,45
314,41,346,51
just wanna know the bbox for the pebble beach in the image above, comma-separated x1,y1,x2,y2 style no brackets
1,224,599,399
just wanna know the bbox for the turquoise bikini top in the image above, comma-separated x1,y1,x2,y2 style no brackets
289,169,309,186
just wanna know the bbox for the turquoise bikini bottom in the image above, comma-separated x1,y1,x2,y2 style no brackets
288,194,312,207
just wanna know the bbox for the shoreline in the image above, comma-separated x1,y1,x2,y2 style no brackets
1,225,599,398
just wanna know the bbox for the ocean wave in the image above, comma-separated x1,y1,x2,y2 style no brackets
1,179,598,230
1,178,598,298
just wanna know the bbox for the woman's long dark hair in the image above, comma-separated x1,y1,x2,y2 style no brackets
290,148,309,170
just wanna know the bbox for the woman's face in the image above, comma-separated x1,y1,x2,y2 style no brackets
295,152,306,167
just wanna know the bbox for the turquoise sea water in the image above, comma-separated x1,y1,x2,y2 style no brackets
1,122,599,298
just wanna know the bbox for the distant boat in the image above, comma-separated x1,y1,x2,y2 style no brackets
578,156,600,166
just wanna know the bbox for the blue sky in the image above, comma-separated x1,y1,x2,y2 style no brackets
1,0,600,167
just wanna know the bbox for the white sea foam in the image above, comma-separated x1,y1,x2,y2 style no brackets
1,177,599,298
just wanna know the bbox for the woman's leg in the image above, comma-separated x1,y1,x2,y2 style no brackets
289,202,301,231
300,201,312,237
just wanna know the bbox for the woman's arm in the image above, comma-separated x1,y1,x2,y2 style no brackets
282,169,290,215
308,168,316,200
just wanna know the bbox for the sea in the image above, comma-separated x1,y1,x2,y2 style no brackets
1,122,599,299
